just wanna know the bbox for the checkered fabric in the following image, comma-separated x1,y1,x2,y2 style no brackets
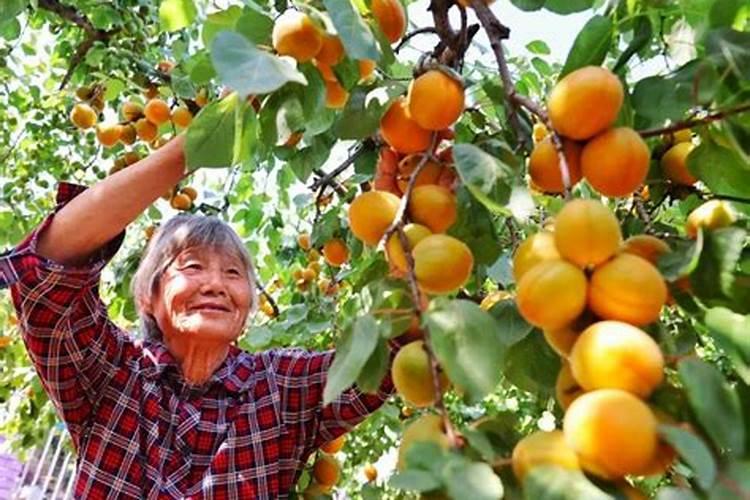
0,183,398,499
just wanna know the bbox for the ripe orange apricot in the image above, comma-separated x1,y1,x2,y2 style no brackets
119,124,136,145
359,59,376,81
348,190,400,245
380,97,432,154
396,154,444,194
548,66,624,140
70,103,97,129
555,362,584,411
621,234,670,265
588,253,667,326
543,324,581,358
320,434,346,454
528,138,583,193
272,10,323,63
96,124,122,147
407,70,465,131
685,199,736,238
144,98,171,126
661,142,697,185
316,33,345,66
135,118,159,142
364,463,378,482
581,127,650,198
121,101,143,122
407,185,457,233
313,60,337,82
511,430,580,482
171,193,192,211
386,223,432,272
398,414,450,470
323,238,349,267
412,234,474,294
392,340,449,407
532,122,548,143
371,0,406,44
553,199,622,269
513,231,561,282
563,389,657,479
516,259,588,330
171,106,193,128
570,321,664,398
313,453,340,486
297,232,311,250
324,79,349,109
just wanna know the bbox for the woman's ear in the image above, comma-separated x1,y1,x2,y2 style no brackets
137,293,153,315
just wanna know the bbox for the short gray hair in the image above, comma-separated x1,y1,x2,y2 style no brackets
131,214,259,341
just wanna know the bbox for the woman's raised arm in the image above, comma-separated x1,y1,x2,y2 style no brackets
36,134,187,265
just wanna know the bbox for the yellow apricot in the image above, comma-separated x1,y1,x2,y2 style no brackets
316,34,344,66
312,453,340,486
135,118,159,142
512,231,561,282
555,362,584,411
548,66,624,140
407,70,465,131
511,430,580,482
119,124,136,145
364,463,378,482
171,106,193,128
396,154,445,194
144,98,171,126
322,238,349,267
313,60,337,82
324,79,349,109
386,223,432,272
553,199,622,269
348,191,400,245
170,193,192,211
620,234,670,265
298,232,311,250
121,101,143,122
685,200,736,238
532,122,548,143
407,185,457,233
588,253,667,326
371,0,406,44
398,414,450,470
543,324,581,358
661,142,697,186
516,260,588,330
272,11,323,63
412,234,474,294
320,434,346,454
359,59,377,81
380,97,432,154
564,389,658,479
70,103,97,129
392,340,449,408
528,138,583,193
96,124,122,147
581,127,650,198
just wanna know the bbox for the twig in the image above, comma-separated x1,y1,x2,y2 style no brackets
312,168,346,197
710,193,750,205
309,142,370,192
395,27,438,53
638,102,750,138
256,281,280,318
0,130,26,165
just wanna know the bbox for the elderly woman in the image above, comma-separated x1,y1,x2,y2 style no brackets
0,135,402,498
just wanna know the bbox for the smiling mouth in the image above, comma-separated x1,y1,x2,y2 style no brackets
189,304,231,312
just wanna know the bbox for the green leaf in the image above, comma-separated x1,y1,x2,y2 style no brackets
678,358,745,456
0,0,27,27
448,188,502,265
235,8,274,45
657,488,699,500
444,461,504,500
559,15,613,78
613,15,653,73
202,6,242,47
503,332,560,396
159,0,197,32
356,338,389,393
511,0,546,10
322,0,380,61
691,227,747,305
333,88,391,139
425,299,506,403
288,137,332,182
705,307,750,383
524,466,612,500
486,300,534,346
185,94,237,169
705,28,750,81
632,65,699,127
526,40,551,54
709,0,746,28
688,140,750,200
211,31,307,98
658,237,703,281
708,461,750,499
544,0,594,14
323,314,381,404
659,424,716,489
390,470,441,492
453,144,515,214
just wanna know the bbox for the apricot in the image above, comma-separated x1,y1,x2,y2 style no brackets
171,106,193,128
297,232,311,250
621,234,670,265
392,340,449,407
407,70,465,131
302,481,332,499
70,103,97,129
170,193,192,211
96,124,122,147
135,118,158,142
685,199,736,238
570,321,664,398
386,223,432,272
195,88,209,107
316,34,344,66
398,414,451,470
635,439,677,476
348,190,400,245
324,79,349,109
532,122,548,143
380,97,432,154
121,101,143,122
564,389,658,479
553,199,622,269
371,0,406,44
302,267,317,281
407,185,457,233
581,127,650,198
359,59,377,81
413,234,474,294
364,463,378,482
312,453,340,486
661,142,697,186
119,124,137,145
672,129,692,144
548,66,624,140
528,138,583,193
516,259,588,330
588,253,667,326
323,238,349,267
543,324,580,358
309,248,321,261
512,231,561,282
396,154,444,194
373,147,401,195
511,430,580,481
313,60,337,82
555,362,584,411
180,187,198,201
320,434,346,454
272,11,323,62
144,98,171,126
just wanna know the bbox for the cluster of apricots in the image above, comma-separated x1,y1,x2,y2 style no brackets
510,198,682,486
530,66,650,198
293,233,345,295
303,435,346,497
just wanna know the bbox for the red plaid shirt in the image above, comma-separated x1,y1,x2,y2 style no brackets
0,183,398,499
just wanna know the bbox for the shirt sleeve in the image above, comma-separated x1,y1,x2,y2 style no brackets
0,182,136,450
270,336,408,453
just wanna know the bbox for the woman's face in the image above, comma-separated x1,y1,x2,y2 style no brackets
148,246,253,345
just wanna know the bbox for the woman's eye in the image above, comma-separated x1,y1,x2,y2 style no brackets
184,263,202,270
226,268,242,276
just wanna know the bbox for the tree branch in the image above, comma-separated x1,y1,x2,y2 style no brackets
309,141,372,192
395,27,438,53
638,102,750,138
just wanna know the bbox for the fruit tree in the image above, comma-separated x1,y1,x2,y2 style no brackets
1,0,750,498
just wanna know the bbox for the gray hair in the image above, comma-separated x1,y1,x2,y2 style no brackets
131,214,259,341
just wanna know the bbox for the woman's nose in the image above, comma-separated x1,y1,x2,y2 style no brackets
200,269,226,294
